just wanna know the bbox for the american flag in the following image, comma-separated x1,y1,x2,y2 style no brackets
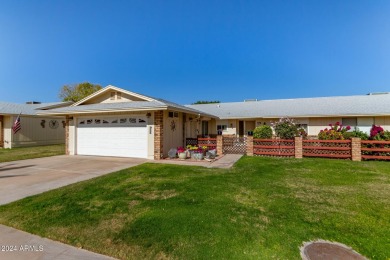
12,113,21,134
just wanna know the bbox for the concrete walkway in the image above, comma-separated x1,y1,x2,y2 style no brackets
208,154,243,168
152,154,243,169
0,225,115,260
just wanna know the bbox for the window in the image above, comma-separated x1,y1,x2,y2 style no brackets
117,92,122,99
217,124,227,135
342,118,357,127
168,111,178,118
217,125,227,131
110,92,115,100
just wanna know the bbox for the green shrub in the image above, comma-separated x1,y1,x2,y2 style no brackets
342,128,369,140
273,118,298,139
383,130,390,141
253,125,273,139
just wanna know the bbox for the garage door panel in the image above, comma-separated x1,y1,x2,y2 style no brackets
76,117,148,158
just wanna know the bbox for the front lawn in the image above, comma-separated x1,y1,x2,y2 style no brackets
0,157,389,259
0,144,65,163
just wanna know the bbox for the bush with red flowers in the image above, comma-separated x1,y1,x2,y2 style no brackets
369,125,390,140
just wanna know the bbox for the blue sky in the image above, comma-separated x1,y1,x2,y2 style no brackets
1,1,390,104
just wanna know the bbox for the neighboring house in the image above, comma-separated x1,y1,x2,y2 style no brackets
38,85,216,159
38,85,390,159
0,101,71,148
186,93,390,137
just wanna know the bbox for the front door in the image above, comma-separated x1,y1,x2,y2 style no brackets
238,120,244,136
202,121,209,136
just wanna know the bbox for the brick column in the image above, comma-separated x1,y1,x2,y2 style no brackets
295,136,303,159
65,116,70,155
351,137,361,161
217,135,223,155
246,136,253,156
154,111,164,160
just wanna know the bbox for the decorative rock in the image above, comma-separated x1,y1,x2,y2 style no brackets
168,148,177,159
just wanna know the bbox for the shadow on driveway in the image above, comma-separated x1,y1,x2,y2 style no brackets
0,165,35,172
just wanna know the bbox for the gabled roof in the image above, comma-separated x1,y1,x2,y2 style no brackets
38,86,216,117
186,93,390,119
72,85,154,106
0,102,71,116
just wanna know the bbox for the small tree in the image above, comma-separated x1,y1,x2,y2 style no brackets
253,125,273,139
59,82,102,102
272,117,298,139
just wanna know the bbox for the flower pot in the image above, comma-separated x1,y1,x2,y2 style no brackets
178,152,187,159
192,153,204,160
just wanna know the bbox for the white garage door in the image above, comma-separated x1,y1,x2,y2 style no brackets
77,116,148,158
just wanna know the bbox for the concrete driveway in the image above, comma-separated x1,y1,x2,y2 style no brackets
0,155,148,205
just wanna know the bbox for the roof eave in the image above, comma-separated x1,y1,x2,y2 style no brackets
216,113,390,119
71,85,156,107
37,106,169,116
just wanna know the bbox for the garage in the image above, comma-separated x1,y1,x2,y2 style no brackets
76,116,148,158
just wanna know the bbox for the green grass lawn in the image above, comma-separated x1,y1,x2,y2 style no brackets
0,156,389,259
0,144,65,163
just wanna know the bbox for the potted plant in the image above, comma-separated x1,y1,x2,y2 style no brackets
187,145,198,158
192,147,204,160
177,147,187,159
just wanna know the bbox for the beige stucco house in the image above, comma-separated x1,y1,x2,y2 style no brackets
186,92,390,138
0,101,70,148
39,86,390,159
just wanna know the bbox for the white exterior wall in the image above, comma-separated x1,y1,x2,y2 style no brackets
3,116,12,148
68,118,76,155
2,116,64,148
147,113,155,159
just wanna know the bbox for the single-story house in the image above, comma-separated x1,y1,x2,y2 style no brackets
38,85,217,159
0,101,70,148
39,85,390,159
186,92,390,137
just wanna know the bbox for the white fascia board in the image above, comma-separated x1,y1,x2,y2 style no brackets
37,106,168,116
72,85,156,107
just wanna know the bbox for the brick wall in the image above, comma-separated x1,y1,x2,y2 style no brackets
154,111,164,160
246,136,253,156
351,137,362,161
217,135,223,155
294,137,303,158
